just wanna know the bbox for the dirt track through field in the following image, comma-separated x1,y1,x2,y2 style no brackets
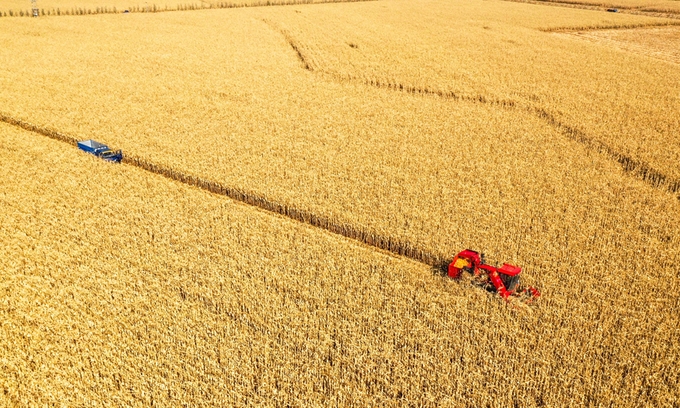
263,21,680,200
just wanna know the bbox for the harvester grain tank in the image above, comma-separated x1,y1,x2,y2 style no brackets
78,140,123,162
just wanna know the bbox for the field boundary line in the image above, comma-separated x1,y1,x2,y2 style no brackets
264,22,680,200
0,112,449,269
0,0,377,18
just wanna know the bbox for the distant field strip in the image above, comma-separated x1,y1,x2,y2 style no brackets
557,25,680,64
0,112,448,268
0,0,375,17
265,21,680,199
500,0,680,18
541,20,680,31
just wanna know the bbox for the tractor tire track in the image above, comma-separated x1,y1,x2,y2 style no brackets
265,22,680,200
0,113,449,269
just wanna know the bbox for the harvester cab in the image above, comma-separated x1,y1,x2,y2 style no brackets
448,249,540,303
497,264,521,293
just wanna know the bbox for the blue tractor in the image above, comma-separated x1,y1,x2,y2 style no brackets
77,140,123,163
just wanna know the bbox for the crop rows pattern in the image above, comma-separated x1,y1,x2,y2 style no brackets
1,0,680,405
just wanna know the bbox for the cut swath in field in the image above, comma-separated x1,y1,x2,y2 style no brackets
556,25,680,64
0,112,447,266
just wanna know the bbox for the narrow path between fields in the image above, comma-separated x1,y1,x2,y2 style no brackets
540,21,680,32
262,20,680,200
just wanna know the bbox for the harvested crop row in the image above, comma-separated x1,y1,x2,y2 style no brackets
558,25,680,65
1,112,448,267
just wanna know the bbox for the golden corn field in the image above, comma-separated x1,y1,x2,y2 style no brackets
1,0,679,405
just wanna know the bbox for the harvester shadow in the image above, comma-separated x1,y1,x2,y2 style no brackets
431,260,449,277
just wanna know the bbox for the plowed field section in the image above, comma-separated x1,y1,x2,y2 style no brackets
502,0,680,15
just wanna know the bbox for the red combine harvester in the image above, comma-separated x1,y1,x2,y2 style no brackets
449,249,540,303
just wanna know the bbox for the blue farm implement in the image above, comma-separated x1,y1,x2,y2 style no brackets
78,140,123,163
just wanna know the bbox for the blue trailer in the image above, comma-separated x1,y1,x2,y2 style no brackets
77,140,123,163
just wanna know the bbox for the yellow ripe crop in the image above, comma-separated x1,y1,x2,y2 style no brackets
0,0,679,405
0,122,438,405
1,0,199,16
260,0,680,183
